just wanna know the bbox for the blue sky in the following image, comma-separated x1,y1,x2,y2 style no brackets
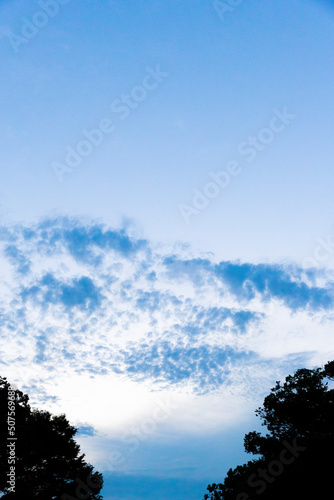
1,1,334,499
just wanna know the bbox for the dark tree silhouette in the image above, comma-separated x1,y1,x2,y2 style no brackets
204,360,334,500
0,376,103,499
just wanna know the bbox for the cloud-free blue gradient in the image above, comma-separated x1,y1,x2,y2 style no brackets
102,473,208,500
1,0,334,262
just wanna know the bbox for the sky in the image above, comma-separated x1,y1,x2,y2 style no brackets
1,1,334,499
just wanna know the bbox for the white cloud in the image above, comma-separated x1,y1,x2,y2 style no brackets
1,217,334,446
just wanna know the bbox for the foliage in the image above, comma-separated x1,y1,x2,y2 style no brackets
204,360,334,500
0,376,103,499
